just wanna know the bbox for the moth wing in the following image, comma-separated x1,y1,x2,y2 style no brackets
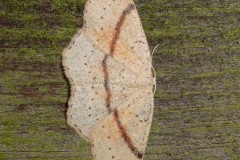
62,31,105,140
62,31,148,87
83,0,152,81
63,0,155,159
90,87,153,160
62,32,152,139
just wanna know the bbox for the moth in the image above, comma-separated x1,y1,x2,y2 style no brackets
62,0,156,159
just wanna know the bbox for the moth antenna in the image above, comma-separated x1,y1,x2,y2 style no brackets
151,66,157,94
151,44,159,94
151,44,160,57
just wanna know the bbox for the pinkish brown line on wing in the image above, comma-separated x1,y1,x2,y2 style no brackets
109,3,135,56
101,3,143,159
113,110,143,159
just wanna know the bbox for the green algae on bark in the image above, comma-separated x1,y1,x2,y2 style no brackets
0,0,240,159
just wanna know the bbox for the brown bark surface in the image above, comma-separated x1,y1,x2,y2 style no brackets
0,0,239,159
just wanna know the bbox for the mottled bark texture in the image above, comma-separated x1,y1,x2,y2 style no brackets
0,0,239,159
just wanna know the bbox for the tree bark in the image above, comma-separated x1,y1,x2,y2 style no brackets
0,0,239,159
